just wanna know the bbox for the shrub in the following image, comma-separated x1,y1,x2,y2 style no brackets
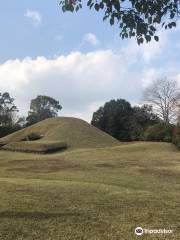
143,123,173,142
172,126,180,149
0,126,21,138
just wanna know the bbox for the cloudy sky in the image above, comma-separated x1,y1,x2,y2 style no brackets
1,0,180,122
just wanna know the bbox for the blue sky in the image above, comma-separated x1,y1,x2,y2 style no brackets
0,0,180,121
0,0,118,61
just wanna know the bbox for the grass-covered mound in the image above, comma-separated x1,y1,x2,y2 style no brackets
2,141,67,153
0,117,119,153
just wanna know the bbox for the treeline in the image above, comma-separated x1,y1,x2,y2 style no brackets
91,78,180,148
91,99,174,142
0,77,180,149
0,94,62,137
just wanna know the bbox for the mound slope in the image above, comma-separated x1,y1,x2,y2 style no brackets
2,141,67,153
0,117,119,151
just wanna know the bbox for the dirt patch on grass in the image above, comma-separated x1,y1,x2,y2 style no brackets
95,163,114,168
0,211,83,220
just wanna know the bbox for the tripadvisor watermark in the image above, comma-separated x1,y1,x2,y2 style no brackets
135,227,173,236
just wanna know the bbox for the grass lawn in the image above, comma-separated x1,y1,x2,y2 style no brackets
0,142,179,239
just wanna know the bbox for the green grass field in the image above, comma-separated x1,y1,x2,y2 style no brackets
0,141,179,240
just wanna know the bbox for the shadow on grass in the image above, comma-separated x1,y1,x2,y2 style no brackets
0,211,83,220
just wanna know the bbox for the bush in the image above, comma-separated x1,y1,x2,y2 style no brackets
143,123,173,142
172,126,180,149
0,126,21,138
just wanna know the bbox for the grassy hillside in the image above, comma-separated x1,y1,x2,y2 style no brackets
0,117,119,151
0,142,179,239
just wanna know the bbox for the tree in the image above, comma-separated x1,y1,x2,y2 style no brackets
130,104,160,140
143,78,180,125
91,99,133,141
91,99,161,141
172,122,180,149
0,92,21,138
144,122,174,142
0,92,18,126
60,0,179,44
26,95,62,126
132,105,159,126
16,116,27,128
177,103,180,123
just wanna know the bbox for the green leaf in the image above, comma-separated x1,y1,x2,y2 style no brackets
168,23,172,29
99,2,104,9
171,22,176,27
94,3,99,11
150,26,156,32
89,3,94,9
154,36,159,42
145,35,151,42
148,17,152,24
137,37,144,45
87,0,92,7
110,17,114,25
75,6,79,11
103,15,108,21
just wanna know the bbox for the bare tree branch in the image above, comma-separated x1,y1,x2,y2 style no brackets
143,77,180,124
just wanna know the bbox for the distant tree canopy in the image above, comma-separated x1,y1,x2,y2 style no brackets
60,0,179,44
92,99,132,141
91,99,160,141
0,92,18,126
26,95,62,126
130,104,160,140
0,92,21,137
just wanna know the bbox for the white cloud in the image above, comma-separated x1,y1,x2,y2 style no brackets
119,30,168,64
140,32,168,63
0,50,143,122
81,33,99,47
0,31,179,122
141,68,162,88
24,9,42,26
